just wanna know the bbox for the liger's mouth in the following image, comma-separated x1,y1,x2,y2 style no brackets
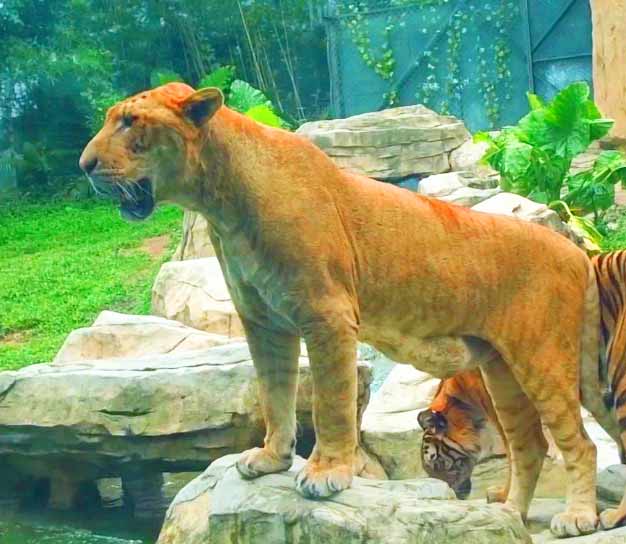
118,178,155,221
88,176,155,221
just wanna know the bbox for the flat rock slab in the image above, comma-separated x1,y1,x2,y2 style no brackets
157,454,530,544
0,342,372,478
296,105,469,179
54,311,230,363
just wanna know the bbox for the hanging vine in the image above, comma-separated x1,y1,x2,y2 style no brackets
338,0,519,128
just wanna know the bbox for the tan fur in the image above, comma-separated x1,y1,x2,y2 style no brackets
80,83,600,536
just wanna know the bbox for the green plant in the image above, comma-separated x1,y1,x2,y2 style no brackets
476,82,626,240
199,67,289,128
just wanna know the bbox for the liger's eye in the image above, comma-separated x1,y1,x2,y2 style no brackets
122,114,135,128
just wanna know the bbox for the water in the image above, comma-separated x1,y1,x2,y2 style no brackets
0,473,199,544
0,512,153,544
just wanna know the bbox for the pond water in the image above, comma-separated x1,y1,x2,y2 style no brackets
0,511,154,544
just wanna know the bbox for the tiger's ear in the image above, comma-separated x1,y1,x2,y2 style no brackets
417,409,433,430
180,87,224,127
418,409,447,432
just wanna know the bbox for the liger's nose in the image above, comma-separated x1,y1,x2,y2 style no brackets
79,154,98,175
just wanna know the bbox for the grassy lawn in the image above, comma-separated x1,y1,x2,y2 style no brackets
0,198,182,371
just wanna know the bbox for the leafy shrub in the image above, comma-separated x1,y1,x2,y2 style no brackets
199,67,289,128
476,83,626,221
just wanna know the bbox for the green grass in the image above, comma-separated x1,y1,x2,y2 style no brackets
0,198,182,371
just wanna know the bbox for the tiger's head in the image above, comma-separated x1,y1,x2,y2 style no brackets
417,395,487,499
79,83,223,221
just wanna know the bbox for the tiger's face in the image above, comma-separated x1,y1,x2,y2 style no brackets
79,83,223,221
418,399,485,499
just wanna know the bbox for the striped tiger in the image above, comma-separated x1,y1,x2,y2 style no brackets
418,249,626,527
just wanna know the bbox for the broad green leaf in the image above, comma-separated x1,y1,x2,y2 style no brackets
527,190,549,204
244,104,285,128
227,79,271,113
199,66,235,94
527,92,545,111
518,82,603,159
568,215,603,253
589,118,614,141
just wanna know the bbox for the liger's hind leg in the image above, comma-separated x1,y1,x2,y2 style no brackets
509,340,598,537
480,357,547,518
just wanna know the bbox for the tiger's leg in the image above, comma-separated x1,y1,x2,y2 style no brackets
236,323,301,479
295,312,359,498
480,358,547,517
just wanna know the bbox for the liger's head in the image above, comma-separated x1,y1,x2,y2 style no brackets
79,83,223,221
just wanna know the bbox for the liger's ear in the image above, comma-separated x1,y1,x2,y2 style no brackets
180,87,224,127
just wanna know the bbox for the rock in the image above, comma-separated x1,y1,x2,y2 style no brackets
418,171,501,206
297,105,469,180
440,186,501,207
471,192,582,244
172,211,215,261
361,365,443,480
418,172,465,198
54,311,231,363
533,526,626,543
152,257,244,338
598,465,626,503
0,342,373,512
450,138,492,172
157,454,531,544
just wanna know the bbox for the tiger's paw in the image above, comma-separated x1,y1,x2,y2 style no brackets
295,456,353,499
486,485,507,504
236,447,293,480
551,508,598,538
600,507,626,530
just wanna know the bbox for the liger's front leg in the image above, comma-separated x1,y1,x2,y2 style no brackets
236,322,301,479
296,316,359,499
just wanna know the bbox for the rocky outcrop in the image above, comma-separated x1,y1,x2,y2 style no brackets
0,342,373,515
54,311,230,363
296,105,469,180
157,454,531,544
152,257,244,337
171,211,214,261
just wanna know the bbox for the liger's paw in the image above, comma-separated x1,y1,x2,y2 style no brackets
600,508,626,530
486,485,507,504
295,458,353,499
235,447,293,480
550,508,598,538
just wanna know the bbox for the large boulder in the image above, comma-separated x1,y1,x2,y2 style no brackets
296,105,469,180
418,171,501,207
54,311,230,363
171,211,215,261
0,342,373,513
152,257,244,338
157,454,530,544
